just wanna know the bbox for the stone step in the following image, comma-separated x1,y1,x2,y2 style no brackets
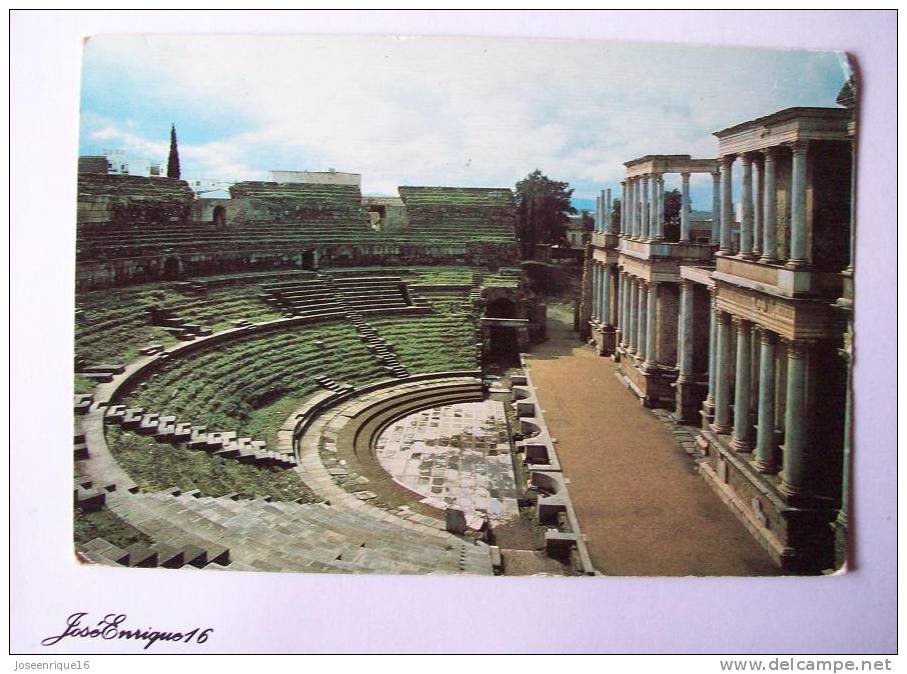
81,537,129,566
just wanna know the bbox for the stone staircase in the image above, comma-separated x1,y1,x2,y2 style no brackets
104,404,297,469
348,313,409,378
79,535,235,570
260,278,347,318
314,375,354,395
104,490,492,575
146,306,213,341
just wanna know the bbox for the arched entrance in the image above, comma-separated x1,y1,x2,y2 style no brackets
212,205,226,228
301,249,316,270
162,256,181,280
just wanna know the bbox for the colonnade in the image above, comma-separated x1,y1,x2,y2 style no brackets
717,141,810,268
688,295,815,499
589,261,617,327
594,188,615,233
619,169,720,243
613,272,662,370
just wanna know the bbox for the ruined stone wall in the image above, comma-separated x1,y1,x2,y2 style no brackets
75,241,520,291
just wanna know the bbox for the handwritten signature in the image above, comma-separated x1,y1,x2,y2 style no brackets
42,613,213,650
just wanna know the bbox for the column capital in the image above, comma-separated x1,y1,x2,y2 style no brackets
788,139,810,155
781,337,812,357
756,326,777,345
679,277,694,290
680,171,691,180
731,315,750,332
762,146,779,160
620,179,626,186
720,154,736,167
738,153,753,167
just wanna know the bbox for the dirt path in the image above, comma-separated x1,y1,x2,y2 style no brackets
525,305,779,576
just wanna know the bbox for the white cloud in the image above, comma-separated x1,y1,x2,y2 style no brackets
81,35,849,197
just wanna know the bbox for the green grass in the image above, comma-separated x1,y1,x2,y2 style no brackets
121,322,386,439
371,315,479,373
74,506,153,549
106,426,321,502
74,375,96,395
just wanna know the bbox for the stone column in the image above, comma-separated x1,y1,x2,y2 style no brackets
620,181,628,236
617,273,625,345
643,281,658,368
593,264,601,321
753,155,764,258
711,170,721,245
675,279,696,420
628,179,637,238
592,196,602,232
680,172,691,242
711,310,733,434
605,188,613,234
761,147,778,263
838,341,853,530
787,141,809,269
703,288,718,421
719,155,735,255
628,278,639,354
652,174,665,240
640,176,650,241
730,317,754,451
601,265,612,324
752,328,778,473
637,280,647,360
739,154,755,258
780,339,810,499
624,274,633,349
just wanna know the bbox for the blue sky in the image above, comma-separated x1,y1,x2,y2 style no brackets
79,34,849,210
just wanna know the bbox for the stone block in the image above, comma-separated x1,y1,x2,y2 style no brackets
181,545,208,568
74,487,105,511
446,508,468,534
125,544,158,568
151,544,185,569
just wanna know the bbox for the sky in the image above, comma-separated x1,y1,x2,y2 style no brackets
79,34,850,210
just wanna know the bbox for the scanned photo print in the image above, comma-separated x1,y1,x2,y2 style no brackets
73,34,855,578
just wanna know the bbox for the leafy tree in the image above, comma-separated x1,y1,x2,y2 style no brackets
663,188,682,241
514,170,576,258
167,124,181,179
664,188,681,225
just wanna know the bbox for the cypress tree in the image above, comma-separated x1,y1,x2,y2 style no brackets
167,124,181,179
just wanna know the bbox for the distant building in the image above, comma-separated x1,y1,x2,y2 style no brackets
270,169,361,187
565,213,591,249
103,149,164,177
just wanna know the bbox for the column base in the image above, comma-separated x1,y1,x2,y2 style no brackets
617,359,677,409
710,421,733,435
758,255,779,265
698,430,840,573
675,379,703,423
784,259,809,270
736,252,757,261
730,436,754,453
591,323,617,356
751,456,779,475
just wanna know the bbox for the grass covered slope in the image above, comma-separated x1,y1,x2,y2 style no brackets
120,321,386,444
370,315,480,373
106,427,320,502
